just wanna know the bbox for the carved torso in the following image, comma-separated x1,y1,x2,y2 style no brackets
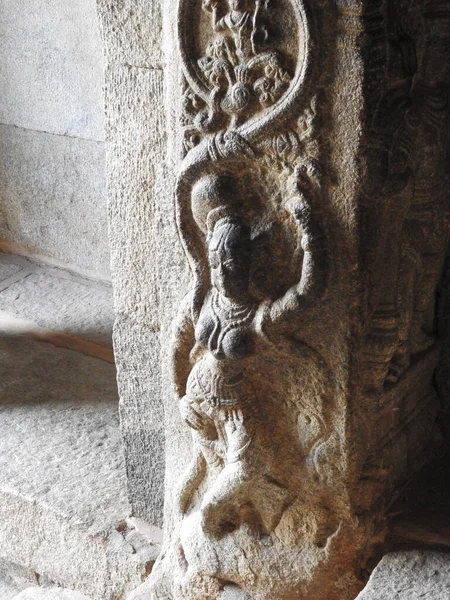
217,10,254,59
218,10,252,32
195,289,256,360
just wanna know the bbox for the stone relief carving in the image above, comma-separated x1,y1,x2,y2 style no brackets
361,0,450,393
145,1,358,599
353,0,450,521
179,0,311,148
173,166,328,539
173,0,332,541
142,0,450,599
181,0,291,136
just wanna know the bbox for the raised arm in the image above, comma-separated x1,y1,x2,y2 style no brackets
259,177,328,335
202,0,222,31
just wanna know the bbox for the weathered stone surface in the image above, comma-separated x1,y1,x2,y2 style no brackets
0,258,23,283
0,0,105,141
220,585,253,600
99,58,180,526
104,65,165,322
126,581,153,600
0,0,109,276
0,263,113,348
0,333,160,600
0,559,38,600
99,0,450,598
0,124,109,278
13,588,91,600
356,551,450,600
96,0,163,68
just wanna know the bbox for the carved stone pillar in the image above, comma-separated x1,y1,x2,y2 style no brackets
101,0,450,599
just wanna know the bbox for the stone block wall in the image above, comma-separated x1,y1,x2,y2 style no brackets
0,0,109,279
96,0,175,527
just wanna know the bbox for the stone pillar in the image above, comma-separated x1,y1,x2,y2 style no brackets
96,0,171,527
99,0,450,599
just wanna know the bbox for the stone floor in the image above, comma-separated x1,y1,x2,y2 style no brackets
0,252,160,600
0,253,114,361
356,550,450,600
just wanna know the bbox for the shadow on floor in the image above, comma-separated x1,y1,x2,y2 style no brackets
388,443,450,552
0,332,117,406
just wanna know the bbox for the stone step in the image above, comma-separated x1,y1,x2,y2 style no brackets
0,253,161,600
356,551,450,599
0,252,114,362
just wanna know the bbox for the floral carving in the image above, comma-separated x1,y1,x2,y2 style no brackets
182,0,292,134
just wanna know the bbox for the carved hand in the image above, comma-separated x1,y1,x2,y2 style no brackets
229,409,248,443
202,0,218,12
180,397,206,431
230,409,244,425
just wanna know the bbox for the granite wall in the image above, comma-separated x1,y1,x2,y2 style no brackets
0,0,109,279
96,0,175,527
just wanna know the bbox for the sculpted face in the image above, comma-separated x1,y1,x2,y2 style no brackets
209,219,251,302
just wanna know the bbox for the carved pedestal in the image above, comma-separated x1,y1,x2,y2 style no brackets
123,0,450,598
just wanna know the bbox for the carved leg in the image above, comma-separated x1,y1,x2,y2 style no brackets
200,411,289,537
178,396,223,513
200,459,253,538
200,459,289,537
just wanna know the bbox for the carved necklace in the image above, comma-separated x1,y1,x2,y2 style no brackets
209,289,255,354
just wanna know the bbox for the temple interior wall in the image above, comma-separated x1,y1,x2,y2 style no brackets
0,0,109,279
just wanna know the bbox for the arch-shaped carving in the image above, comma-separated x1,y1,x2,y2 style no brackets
177,0,314,139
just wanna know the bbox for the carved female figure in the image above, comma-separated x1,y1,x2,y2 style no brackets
174,209,289,537
173,170,327,538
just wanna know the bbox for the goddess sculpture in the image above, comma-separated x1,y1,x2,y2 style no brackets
172,171,327,538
